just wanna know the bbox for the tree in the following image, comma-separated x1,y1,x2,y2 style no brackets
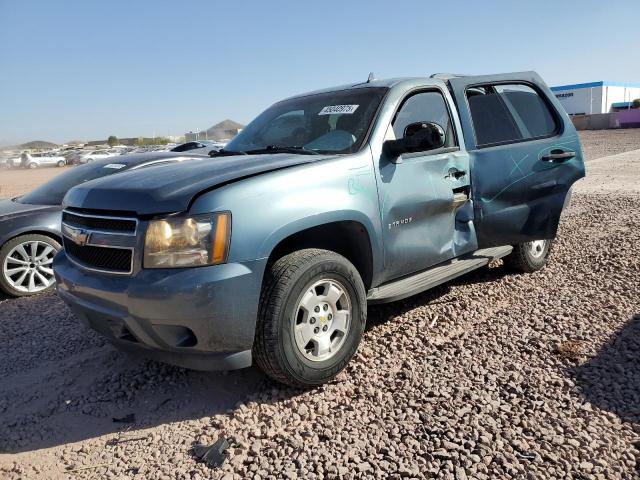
633,98,640,109
107,135,119,147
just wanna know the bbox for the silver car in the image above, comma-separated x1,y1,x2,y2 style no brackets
20,152,67,168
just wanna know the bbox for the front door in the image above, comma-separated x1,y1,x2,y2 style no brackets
375,88,475,283
448,72,586,247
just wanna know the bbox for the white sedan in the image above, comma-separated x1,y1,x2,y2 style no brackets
78,150,119,164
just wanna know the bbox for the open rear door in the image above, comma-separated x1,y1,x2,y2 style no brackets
448,71,585,247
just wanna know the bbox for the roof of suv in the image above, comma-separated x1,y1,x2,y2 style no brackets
280,76,453,102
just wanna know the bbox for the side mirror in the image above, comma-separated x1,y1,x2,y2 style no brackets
383,121,446,163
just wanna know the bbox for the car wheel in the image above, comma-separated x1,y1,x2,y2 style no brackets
57,160,65,167
28,162,38,169
503,239,553,273
254,248,366,387
0,234,61,297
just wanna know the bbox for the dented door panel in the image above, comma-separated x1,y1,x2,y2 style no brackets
375,149,476,283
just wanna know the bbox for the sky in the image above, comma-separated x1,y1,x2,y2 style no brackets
0,0,638,145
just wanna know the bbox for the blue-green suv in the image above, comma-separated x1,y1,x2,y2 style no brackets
54,72,585,387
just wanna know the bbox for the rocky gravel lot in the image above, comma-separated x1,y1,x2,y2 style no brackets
1,132,639,479
578,129,640,161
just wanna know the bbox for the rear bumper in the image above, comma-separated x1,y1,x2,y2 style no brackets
54,251,267,371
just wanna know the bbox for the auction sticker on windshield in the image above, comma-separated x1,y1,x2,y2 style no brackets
103,163,126,169
318,105,359,115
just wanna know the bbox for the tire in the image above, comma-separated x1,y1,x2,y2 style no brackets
254,248,367,387
28,162,37,169
0,234,61,297
503,239,553,273
57,160,65,167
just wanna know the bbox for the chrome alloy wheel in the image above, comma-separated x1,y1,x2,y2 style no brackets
2,240,57,293
527,239,547,259
292,279,352,362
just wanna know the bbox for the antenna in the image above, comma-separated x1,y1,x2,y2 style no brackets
367,72,375,83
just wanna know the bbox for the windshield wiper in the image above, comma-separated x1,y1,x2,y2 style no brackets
245,145,320,156
209,148,248,157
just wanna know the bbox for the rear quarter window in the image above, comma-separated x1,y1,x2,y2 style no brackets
466,83,558,147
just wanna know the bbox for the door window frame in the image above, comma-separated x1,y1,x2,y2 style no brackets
463,80,563,150
389,87,461,159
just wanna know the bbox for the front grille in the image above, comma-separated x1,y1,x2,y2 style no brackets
64,238,133,273
63,212,137,233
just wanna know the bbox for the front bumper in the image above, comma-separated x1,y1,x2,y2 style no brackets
54,251,267,371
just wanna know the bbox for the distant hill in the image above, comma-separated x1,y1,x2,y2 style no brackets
19,140,59,150
186,119,244,141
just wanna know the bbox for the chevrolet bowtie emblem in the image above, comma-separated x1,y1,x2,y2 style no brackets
67,226,91,246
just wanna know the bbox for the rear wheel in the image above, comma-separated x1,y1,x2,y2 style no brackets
254,249,366,387
28,162,37,169
0,234,61,297
57,160,65,167
503,239,552,273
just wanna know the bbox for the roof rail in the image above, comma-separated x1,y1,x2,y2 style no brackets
430,73,472,80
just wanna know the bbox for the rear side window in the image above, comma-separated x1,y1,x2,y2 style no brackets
467,84,558,147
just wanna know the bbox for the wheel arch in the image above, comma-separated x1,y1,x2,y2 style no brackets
265,220,375,290
1,229,62,249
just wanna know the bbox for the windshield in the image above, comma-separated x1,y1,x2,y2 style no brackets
18,161,130,205
224,87,387,154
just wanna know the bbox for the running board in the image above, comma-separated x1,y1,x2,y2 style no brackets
367,246,513,304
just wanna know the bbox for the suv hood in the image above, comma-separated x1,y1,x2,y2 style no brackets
63,153,335,216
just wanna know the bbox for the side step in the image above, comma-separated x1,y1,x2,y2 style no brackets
367,246,513,304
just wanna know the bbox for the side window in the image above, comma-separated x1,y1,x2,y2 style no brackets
392,91,456,149
467,83,558,147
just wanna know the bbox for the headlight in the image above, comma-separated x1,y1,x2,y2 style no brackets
144,213,230,268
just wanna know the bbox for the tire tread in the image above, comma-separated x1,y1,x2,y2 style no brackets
253,248,365,387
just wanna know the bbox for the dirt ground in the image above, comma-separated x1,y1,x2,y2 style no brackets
0,166,73,199
1,130,639,479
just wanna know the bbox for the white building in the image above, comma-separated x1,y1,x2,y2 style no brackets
550,81,640,115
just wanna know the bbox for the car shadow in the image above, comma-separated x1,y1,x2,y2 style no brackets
570,313,640,425
1,263,515,454
0,293,304,454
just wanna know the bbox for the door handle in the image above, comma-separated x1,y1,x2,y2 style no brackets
445,168,467,180
541,150,576,163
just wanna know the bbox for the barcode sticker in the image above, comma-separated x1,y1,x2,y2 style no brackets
318,105,359,115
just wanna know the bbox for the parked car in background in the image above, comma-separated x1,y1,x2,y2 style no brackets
171,140,225,155
20,152,67,168
0,154,19,169
0,152,206,297
55,71,585,387
78,150,119,164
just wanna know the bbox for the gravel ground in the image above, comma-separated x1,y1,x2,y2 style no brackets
1,133,639,479
578,129,640,161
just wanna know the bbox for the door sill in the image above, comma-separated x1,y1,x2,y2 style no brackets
367,246,513,304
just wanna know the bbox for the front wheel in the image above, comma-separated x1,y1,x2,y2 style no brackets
0,234,61,297
253,249,366,387
57,160,65,167
28,162,37,169
503,239,553,273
